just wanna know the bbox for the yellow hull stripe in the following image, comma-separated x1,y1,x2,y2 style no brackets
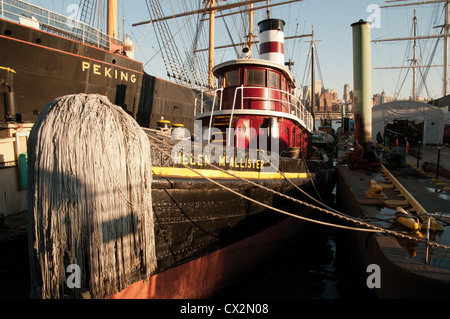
152,167,311,180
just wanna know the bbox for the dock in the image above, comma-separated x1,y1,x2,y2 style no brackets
336,142,450,298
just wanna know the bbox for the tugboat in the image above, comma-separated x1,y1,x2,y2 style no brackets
105,16,320,299
194,18,313,157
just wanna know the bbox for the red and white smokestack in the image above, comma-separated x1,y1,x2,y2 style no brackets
258,19,286,65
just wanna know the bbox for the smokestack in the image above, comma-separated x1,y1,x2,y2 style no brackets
1,68,16,122
351,20,372,147
258,19,285,65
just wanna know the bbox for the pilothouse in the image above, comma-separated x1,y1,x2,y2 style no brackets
194,18,314,157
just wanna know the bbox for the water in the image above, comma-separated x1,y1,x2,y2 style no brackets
214,118,377,300
0,224,376,300
213,223,377,299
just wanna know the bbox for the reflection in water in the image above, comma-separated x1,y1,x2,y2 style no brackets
213,224,376,299
425,187,450,200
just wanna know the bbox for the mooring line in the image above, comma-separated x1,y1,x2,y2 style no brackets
146,133,450,250
147,137,381,233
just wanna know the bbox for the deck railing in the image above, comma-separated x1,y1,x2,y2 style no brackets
195,86,314,133
0,0,120,49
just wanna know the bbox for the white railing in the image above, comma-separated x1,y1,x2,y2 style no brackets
0,0,120,49
195,86,314,133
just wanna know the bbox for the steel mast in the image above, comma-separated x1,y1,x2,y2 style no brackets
376,0,450,97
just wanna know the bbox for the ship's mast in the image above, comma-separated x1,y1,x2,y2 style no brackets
311,25,316,128
375,0,450,98
444,0,449,95
248,3,255,58
133,0,305,90
107,0,118,40
209,0,216,88
413,9,417,100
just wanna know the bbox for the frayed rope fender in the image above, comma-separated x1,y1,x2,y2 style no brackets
27,94,157,299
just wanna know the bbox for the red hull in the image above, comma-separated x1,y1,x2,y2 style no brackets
109,209,312,299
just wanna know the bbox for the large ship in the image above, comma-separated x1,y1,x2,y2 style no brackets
1,0,332,299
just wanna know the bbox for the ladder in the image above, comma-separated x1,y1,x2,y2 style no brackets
78,0,96,26
210,116,231,145
71,0,97,41
147,0,192,87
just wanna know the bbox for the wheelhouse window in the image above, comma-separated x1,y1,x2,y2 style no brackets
269,71,280,89
223,70,239,87
246,69,266,86
281,78,286,92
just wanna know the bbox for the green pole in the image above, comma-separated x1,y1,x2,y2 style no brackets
19,153,27,189
351,20,372,147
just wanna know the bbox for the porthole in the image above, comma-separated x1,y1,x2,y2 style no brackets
5,29,12,36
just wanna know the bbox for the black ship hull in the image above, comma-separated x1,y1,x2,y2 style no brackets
0,18,143,121
0,18,203,132
151,148,315,273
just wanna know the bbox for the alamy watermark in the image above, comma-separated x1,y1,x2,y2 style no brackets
66,4,81,29
171,120,280,172
367,4,381,29
366,264,381,289
66,264,81,289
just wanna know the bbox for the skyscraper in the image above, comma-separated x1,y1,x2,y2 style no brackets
343,84,350,102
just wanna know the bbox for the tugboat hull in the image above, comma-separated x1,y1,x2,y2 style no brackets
111,209,314,299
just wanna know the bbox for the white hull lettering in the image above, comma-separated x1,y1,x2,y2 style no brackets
82,61,137,83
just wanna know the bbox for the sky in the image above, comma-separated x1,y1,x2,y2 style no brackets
24,0,450,101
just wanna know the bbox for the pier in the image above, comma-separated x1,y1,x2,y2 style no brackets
314,112,354,120
335,141,450,298
332,17,450,298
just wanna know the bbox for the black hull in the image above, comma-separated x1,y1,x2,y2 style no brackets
111,211,315,299
151,175,312,274
0,18,143,121
1,18,205,132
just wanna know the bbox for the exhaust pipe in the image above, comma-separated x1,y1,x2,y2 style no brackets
1,79,16,122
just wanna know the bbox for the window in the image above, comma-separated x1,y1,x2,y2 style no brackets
224,70,239,87
269,71,280,89
246,69,266,86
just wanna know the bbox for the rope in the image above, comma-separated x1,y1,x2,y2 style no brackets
147,137,378,232
146,132,450,251
0,66,16,73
